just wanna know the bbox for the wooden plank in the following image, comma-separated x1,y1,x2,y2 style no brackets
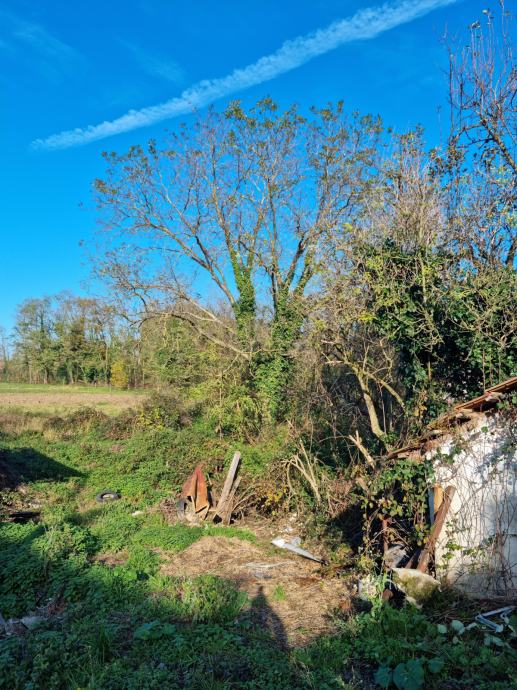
214,451,241,519
220,475,242,525
404,551,419,569
417,485,455,573
433,485,444,519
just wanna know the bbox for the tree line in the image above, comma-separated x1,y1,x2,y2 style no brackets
0,293,207,390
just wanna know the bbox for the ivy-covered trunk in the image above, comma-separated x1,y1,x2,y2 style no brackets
229,246,257,354
231,273,305,422
252,290,305,422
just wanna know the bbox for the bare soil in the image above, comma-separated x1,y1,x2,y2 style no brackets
0,391,141,415
161,535,351,646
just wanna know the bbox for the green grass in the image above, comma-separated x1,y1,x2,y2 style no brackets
1,410,516,689
0,382,145,395
272,584,287,602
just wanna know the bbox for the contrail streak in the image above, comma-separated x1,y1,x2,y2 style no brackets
33,0,457,150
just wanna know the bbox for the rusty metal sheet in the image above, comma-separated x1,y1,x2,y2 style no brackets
179,463,210,519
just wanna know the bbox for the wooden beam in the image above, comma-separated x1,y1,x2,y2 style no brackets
417,485,456,573
214,451,241,520
433,485,444,520
220,475,242,525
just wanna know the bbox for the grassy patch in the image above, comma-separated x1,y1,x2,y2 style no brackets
297,602,517,690
272,584,287,602
1,410,515,689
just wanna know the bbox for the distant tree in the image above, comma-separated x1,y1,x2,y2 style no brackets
53,294,113,384
0,326,11,381
9,294,123,386
110,359,129,389
14,298,55,384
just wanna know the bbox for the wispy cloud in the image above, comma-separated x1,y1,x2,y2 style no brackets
14,23,78,61
33,0,457,151
0,8,84,81
122,40,185,85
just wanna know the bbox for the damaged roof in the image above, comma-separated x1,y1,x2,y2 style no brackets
453,375,517,413
387,375,517,460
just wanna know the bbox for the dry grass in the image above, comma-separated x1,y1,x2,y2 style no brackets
0,383,143,416
0,410,49,434
160,535,350,646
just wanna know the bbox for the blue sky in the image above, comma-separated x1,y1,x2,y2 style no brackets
0,0,488,331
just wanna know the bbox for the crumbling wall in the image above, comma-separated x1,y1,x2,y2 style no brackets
429,412,517,597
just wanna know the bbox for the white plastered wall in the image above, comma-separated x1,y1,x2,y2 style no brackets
426,412,517,597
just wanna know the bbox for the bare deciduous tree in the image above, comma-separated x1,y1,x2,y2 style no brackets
445,3,516,267
94,99,381,419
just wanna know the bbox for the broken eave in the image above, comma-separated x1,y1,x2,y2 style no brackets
386,375,517,461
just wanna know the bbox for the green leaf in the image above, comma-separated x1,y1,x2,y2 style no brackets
450,619,465,634
374,665,392,688
436,624,447,635
134,620,177,641
161,623,176,636
427,657,445,674
134,621,161,640
393,659,424,690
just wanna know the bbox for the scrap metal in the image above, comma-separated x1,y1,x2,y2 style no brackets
177,463,210,521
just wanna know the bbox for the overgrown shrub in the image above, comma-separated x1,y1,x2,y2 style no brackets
43,407,108,439
95,392,198,440
135,392,189,431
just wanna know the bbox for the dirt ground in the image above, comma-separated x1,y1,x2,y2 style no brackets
161,535,351,646
0,391,141,415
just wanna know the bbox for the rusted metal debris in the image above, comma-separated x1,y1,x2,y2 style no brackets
401,484,456,573
455,375,517,413
176,452,243,525
177,463,210,522
386,375,517,462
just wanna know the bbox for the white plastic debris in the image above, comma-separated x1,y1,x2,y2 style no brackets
357,575,379,600
271,537,323,563
20,616,44,631
475,606,515,633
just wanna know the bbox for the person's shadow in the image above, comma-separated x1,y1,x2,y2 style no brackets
249,584,288,649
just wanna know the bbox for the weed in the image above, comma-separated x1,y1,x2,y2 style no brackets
272,584,287,601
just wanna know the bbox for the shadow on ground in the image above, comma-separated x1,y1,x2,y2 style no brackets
0,447,83,489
